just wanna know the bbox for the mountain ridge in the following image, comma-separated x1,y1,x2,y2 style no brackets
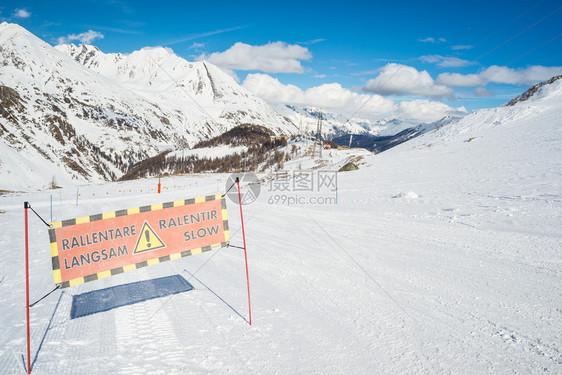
55,42,297,135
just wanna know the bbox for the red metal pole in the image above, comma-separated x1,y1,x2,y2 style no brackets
236,178,252,326
24,202,31,374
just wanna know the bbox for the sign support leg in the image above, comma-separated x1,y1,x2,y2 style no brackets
236,178,252,326
24,202,31,374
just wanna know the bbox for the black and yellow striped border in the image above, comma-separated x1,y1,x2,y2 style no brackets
48,194,230,288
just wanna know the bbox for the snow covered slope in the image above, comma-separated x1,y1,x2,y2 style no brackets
0,76,560,373
0,23,295,190
322,74,561,373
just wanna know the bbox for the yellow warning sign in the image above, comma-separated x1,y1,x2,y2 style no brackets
133,221,166,254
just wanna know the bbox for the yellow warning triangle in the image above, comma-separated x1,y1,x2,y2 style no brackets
133,221,166,254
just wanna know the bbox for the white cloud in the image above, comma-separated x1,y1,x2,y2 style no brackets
57,30,104,45
418,37,435,43
440,57,473,68
437,65,562,87
242,73,465,122
451,45,473,50
418,37,446,43
243,74,302,102
420,55,475,68
13,8,31,18
396,100,466,122
473,87,494,97
189,42,205,50
480,65,562,85
242,73,394,113
165,26,246,46
298,38,327,45
436,72,486,87
419,56,441,64
363,64,454,99
201,42,312,73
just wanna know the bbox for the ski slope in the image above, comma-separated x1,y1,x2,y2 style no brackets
0,89,561,373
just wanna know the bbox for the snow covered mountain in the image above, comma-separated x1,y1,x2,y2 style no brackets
426,74,562,144
55,43,296,136
1,21,560,192
272,103,422,138
332,75,562,153
0,22,295,190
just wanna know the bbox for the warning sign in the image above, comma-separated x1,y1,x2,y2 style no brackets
48,194,229,288
134,221,166,254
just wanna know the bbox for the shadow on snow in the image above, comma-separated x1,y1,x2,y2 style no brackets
70,275,194,319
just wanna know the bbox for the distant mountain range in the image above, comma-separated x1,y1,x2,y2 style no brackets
271,103,421,139
332,116,462,153
1,22,561,190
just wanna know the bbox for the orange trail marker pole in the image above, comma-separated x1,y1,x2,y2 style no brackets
24,202,31,374
236,178,252,325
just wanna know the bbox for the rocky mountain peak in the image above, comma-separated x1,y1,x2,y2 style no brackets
505,75,562,106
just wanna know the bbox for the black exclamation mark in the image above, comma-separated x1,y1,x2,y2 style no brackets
145,230,151,248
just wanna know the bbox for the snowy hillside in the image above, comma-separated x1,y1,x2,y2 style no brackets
0,75,560,373
0,23,295,190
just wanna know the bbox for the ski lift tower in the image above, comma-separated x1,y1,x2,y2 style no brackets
312,111,323,158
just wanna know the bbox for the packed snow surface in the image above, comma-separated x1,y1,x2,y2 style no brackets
0,82,561,374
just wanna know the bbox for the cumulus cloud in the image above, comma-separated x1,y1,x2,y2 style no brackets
420,55,476,68
363,64,454,99
13,8,31,18
242,73,465,122
201,42,312,73
437,65,562,87
396,100,466,122
242,73,394,113
57,30,104,45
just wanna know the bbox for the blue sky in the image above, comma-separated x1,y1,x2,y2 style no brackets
2,0,561,120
